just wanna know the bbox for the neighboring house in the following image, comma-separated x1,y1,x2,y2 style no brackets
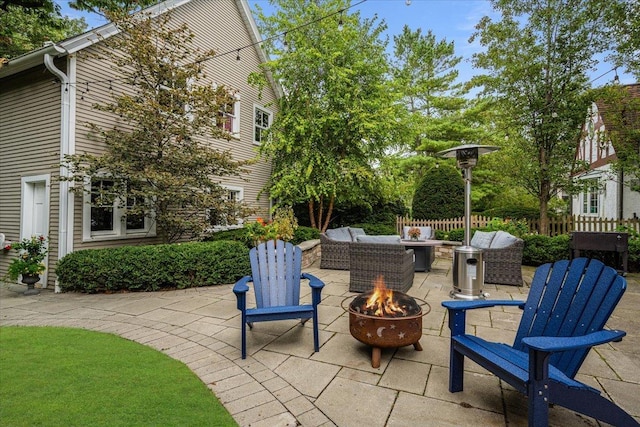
572,83,640,220
0,0,280,289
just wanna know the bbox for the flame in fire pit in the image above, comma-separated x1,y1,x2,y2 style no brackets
365,276,407,317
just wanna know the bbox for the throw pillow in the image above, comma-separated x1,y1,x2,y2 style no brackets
470,231,496,249
489,231,519,248
325,227,351,242
348,227,366,242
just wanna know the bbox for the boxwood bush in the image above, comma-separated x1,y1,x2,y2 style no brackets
521,234,571,266
56,241,250,293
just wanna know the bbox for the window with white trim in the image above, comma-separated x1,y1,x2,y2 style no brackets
84,178,155,241
216,93,240,136
207,185,244,229
254,105,272,144
582,179,599,215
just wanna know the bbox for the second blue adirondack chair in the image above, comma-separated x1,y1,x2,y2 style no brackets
442,258,638,427
233,240,324,359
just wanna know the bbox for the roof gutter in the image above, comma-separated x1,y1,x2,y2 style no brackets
44,50,75,261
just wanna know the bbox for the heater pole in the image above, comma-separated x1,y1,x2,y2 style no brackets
463,167,472,247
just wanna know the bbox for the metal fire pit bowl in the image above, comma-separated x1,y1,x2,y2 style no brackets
345,291,431,368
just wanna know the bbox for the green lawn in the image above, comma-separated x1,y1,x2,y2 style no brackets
0,326,237,426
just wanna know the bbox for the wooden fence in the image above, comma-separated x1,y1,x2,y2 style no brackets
397,215,640,236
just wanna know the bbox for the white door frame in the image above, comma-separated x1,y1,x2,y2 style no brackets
21,174,51,288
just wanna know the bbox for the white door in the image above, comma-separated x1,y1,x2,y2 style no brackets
21,175,50,287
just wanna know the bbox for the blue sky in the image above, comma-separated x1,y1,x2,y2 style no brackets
55,0,629,87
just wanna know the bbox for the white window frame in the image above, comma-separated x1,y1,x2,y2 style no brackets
216,93,240,138
207,185,244,231
253,104,273,145
82,177,156,242
214,86,240,137
581,179,599,216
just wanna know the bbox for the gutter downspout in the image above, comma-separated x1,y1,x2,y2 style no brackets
44,51,75,286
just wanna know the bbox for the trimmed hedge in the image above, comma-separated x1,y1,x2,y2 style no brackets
56,241,250,293
521,234,571,266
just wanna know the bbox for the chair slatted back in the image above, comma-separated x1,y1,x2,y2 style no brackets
513,258,626,378
250,240,303,308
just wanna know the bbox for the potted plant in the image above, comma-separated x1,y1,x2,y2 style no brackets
4,235,48,295
245,207,298,247
408,227,421,241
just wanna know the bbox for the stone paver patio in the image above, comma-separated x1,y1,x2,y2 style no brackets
1,258,639,426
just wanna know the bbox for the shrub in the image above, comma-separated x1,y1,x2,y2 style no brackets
292,226,320,244
484,218,529,238
202,227,246,243
617,226,639,272
522,234,571,266
56,241,250,293
435,228,475,242
412,165,464,219
350,222,397,235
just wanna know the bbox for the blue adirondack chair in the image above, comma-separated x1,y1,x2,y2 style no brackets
233,240,324,359
442,258,638,427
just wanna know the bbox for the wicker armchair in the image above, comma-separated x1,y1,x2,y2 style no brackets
483,239,525,285
320,233,351,270
320,227,366,270
471,231,524,286
349,242,415,293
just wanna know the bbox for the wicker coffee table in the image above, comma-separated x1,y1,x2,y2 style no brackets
401,239,442,272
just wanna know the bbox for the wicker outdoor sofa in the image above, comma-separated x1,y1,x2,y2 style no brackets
470,230,524,286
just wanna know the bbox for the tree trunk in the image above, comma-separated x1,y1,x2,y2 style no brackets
308,199,317,229
539,180,551,236
321,195,335,232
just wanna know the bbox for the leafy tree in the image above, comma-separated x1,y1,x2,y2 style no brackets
62,10,249,243
607,0,640,79
471,0,617,235
390,26,485,155
251,0,398,231
0,0,86,60
412,164,464,219
69,0,157,16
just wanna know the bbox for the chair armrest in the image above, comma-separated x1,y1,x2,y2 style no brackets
233,276,252,294
233,276,252,311
442,300,525,311
302,273,325,290
302,273,324,306
522,330,626,352
442,300,525,336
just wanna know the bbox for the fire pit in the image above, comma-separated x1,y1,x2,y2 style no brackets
347,277,430,368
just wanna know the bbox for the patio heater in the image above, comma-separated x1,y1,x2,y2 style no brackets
437,144,499,300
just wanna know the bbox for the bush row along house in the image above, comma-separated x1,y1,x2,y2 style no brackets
572,83,640,220
0,0,280,289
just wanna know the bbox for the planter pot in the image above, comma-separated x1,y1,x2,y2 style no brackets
21,274,41,296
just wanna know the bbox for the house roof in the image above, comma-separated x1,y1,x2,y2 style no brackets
595,83,640,133
0,0,281,96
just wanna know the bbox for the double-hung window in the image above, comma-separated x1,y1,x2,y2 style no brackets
84,178,155,241
254,105,272,144
217,93,240,136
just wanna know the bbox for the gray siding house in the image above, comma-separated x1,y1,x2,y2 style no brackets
0,0,279,290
